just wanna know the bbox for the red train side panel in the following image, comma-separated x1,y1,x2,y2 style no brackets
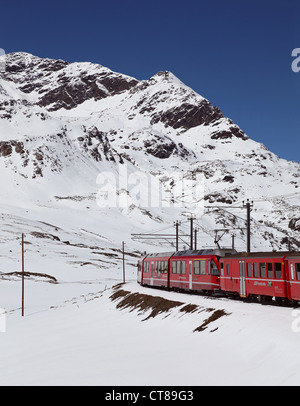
220,252,289,300
169,254,220,292
139,250,300,305
141,252,173,288
139,249,236,293
286,253,300,301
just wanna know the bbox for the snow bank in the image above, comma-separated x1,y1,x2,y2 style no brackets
1,279,300,386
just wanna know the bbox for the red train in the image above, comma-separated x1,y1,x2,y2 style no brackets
137,249,300,305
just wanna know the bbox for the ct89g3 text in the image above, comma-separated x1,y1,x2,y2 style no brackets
148,391,193,401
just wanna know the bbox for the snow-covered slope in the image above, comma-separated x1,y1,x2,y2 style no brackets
1,281,300,386
0,51,299,387
0,51,299,255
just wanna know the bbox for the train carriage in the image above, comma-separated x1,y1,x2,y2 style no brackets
220,252,290,301
286,252,300,301
138,247,300,306
141,252,173,288
139,248,236,293
137,259,143,284
169,250,224,292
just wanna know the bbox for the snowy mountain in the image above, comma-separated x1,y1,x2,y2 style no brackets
0,51,300,387
0,51,299,262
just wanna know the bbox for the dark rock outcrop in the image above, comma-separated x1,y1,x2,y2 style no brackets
150,100,223,130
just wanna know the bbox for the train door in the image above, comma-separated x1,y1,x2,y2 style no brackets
239,260,246,297
289,260,300,301
221,260,233,292
290,262,295,280
137,261,142,284
227,262,233,291
189,261,193,289
150,262,154,286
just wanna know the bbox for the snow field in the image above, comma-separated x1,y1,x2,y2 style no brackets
1,275,300,386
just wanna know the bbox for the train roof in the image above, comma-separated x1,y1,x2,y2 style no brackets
145,252,174,258
174,248,237,257
221,251,300,259
286,252,300,259
144,248,237,259
142,250,300,261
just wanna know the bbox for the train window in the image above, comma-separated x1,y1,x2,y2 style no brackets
181,260,186,274
226,264,230,276
194,260,206,275
290,263,294,280
247,263,253,277
194,261,200,275
172,260,186,274
159,261,164,274
211,261,220,276
254,263,259,278
144,262,149,273
296,263,300,281
200,260,206,275
267,263,273,279
274,263,282,279
260,263,266,278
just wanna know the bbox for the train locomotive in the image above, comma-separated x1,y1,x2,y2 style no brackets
137,249,300,305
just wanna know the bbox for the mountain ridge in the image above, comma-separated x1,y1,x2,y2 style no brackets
0,51,299,253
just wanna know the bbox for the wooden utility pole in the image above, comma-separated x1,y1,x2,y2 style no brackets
190,217,193,250
21,233,25,317
174,221,180,251
205,200,253,253
187,215,196,250
243,199,253,253
194,228,198,250
122,241,125,284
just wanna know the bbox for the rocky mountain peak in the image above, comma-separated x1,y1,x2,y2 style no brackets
150,70,185,85
0,52,298,251
0,52,139,111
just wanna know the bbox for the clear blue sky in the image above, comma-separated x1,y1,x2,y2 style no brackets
1,0,299,162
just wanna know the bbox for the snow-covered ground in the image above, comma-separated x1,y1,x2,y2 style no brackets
1,269,300,385
0,52,299,387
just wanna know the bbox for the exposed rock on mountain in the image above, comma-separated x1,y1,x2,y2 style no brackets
0,51,299,252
